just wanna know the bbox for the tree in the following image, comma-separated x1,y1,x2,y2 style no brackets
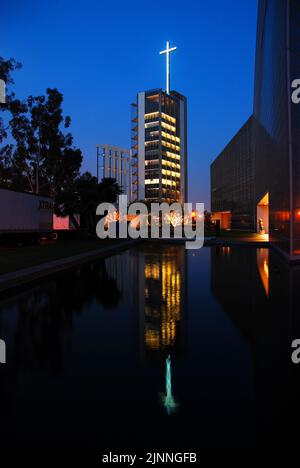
0,57,22,186
55,173,122,234
9,88,82,195
0,56,22,143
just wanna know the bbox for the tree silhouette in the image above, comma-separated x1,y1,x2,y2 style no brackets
9,88,82,194
55,172,122,233
0,56,22,186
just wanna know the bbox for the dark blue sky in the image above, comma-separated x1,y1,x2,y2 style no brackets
2,0,258,208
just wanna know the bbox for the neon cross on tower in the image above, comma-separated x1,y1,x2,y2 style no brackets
160,41,177,95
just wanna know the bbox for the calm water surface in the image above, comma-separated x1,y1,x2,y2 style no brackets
0,244,300,448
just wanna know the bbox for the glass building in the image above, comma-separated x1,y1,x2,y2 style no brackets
131,89,187,204
96,144,131,200
211,117,255,231
211,0,300,261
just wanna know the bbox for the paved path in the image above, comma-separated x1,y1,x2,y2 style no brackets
206,236,269,247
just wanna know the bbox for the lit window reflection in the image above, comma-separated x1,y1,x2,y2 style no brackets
144,247,183,352
257,249,269,296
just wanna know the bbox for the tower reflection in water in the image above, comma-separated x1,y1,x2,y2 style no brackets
140,244,186,359
106,245,187,358
139,244,186,414
106,244,187,415
211,245,300,448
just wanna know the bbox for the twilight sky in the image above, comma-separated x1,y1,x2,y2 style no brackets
1,0,258,208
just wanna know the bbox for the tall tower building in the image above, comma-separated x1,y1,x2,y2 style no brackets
131,43,187,204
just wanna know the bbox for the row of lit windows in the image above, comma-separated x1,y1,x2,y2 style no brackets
162,121,176,133
145,178,159,185
162,179,179,187
145,112,159,120
144,158,180,170
161,140,180,152
144,119,176,134
145,131,180,146
145,178,180,186
145,160,180,173
144,148,181,165
145,172,181,181
162,159,180,169
162,189,180,194
145,121,159,128
146,175,180,183
161,112,176,124
161,131,180,143
161,146,180,157
163,151,181,161
162,169,181,178
145,140,159,147
144,111,176,125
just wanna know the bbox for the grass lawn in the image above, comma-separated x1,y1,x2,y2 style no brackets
0,238,123,275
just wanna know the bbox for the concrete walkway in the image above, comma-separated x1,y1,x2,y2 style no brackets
205,235,269,247
147,235,269,247
0,239,139,293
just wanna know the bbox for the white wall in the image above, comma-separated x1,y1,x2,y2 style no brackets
0,189,53,231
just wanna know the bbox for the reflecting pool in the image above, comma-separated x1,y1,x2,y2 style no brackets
0,244,300,448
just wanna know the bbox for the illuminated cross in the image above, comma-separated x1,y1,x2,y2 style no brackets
160,41,177,95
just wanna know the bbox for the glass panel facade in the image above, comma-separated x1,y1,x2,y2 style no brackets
253,0,290,254
211,117,255,230
97,144,130,198
290,0,300,254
